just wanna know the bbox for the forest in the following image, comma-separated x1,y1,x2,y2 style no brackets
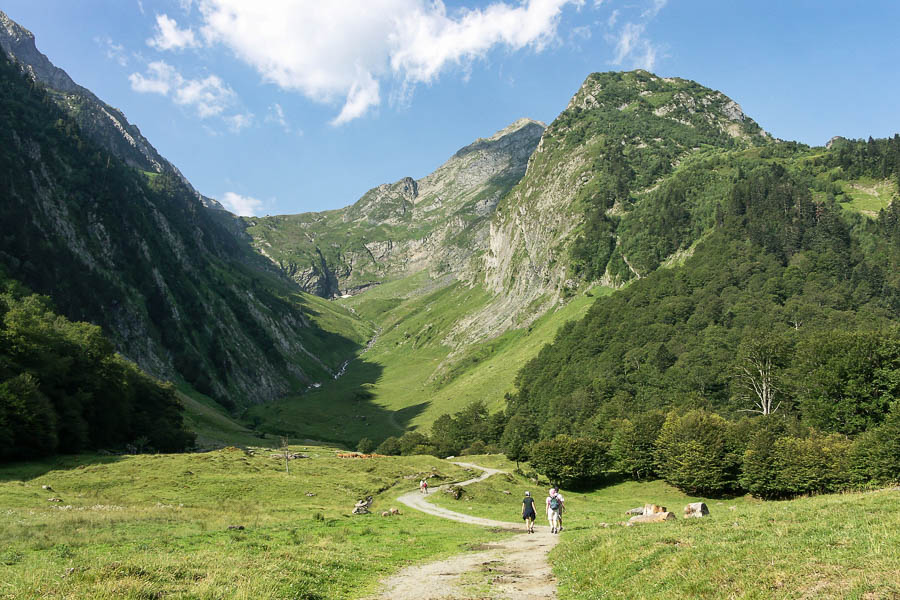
379,137,900,499
0,271,195,458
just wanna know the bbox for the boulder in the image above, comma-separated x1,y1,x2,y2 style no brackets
389,507,401,515
625,507,644,515
629,511,676,524
683,502,709,518
643,503,667,515
352,496,374,515
227,525,245,531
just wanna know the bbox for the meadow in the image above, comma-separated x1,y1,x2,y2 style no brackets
433,456,900,599
0,448,510,599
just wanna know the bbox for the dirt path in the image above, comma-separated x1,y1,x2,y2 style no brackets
364,462,559,600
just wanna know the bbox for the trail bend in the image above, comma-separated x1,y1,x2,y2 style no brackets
364,461,559,600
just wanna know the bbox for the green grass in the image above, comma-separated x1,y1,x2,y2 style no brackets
836,177,895,216
0,450,511,599
428,456,900,599
248,278,605,445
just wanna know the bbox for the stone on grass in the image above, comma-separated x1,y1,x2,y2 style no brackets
227,525,245,530
629,511,676,524
352,496,374,515
683,502,709,518
643,503,667,515
625,506,644,515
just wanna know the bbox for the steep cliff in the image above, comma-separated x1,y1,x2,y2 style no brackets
466,70,770,338
0,44,366,408
245,118,545,297
0,9,224,210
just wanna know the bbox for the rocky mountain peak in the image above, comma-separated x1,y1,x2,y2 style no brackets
563,69,768,142
0,9,224,212
0,9,80,94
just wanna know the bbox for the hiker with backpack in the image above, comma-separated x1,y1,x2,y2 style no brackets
420,479,428,494
546,487,564,534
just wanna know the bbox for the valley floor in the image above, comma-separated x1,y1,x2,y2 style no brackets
1,450,898,599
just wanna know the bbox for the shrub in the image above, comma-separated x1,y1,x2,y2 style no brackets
529,435,608,488
655,409,739,495
608,410,665,480
850,401,900,486
375,436,401,456
771,431,853,496
356,437,375,454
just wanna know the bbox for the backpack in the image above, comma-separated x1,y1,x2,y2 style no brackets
549,496,561,511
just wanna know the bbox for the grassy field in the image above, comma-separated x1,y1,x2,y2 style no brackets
837,177,895,217
432,456,900,599
247,275,606,445
0,449,511,600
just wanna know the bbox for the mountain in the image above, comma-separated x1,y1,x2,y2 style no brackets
0,9,224,210
241,71,781,440
245,117,545,297
0,20,368,412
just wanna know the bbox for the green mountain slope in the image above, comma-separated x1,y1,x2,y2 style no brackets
506,138,900,439
0,50,369,412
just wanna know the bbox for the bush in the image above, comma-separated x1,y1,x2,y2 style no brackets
399,432,430,456
771,431,853,496
608,410,665,480
356,437,375,454
375,436,401,456
850,401,900,486
529,435,608,488
655,409,739,495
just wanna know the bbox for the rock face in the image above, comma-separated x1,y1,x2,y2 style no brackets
0,10,224,210
245,118,545,298
0,13,362,405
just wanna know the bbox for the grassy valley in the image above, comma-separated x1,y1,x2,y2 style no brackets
2,450,897,599
0,449,511,599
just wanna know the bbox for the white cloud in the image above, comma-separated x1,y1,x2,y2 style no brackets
174,73,235,117
129,60,179,94
607,8,620,27
641,0,667,19
195,0,581,124
129,61,237,118
96,36,129,66
220,192,264,216
607,0,666,71
224,112,254,132
265,103,290,131
137,1,145,15
148,14,200,51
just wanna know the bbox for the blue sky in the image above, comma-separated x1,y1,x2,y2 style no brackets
3,1,899,215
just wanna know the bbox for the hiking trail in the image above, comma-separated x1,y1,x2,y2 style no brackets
364,461,559,600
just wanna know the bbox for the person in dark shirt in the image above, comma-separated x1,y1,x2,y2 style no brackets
522,491,537,533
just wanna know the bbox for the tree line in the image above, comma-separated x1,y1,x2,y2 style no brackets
0,272,195,460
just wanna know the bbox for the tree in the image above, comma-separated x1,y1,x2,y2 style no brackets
734,331,789,415
655,410,739,495
376,436,401,456
501,414,537,470
529,435,607,488
356,437,375,454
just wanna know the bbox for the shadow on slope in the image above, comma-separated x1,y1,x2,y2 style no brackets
246,358,428,447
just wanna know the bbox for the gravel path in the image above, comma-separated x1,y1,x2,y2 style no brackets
364,461,559,600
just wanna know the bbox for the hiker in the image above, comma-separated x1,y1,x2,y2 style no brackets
552,487,565,532
546,487,563,534
522,491,536,533
420,479,428,494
